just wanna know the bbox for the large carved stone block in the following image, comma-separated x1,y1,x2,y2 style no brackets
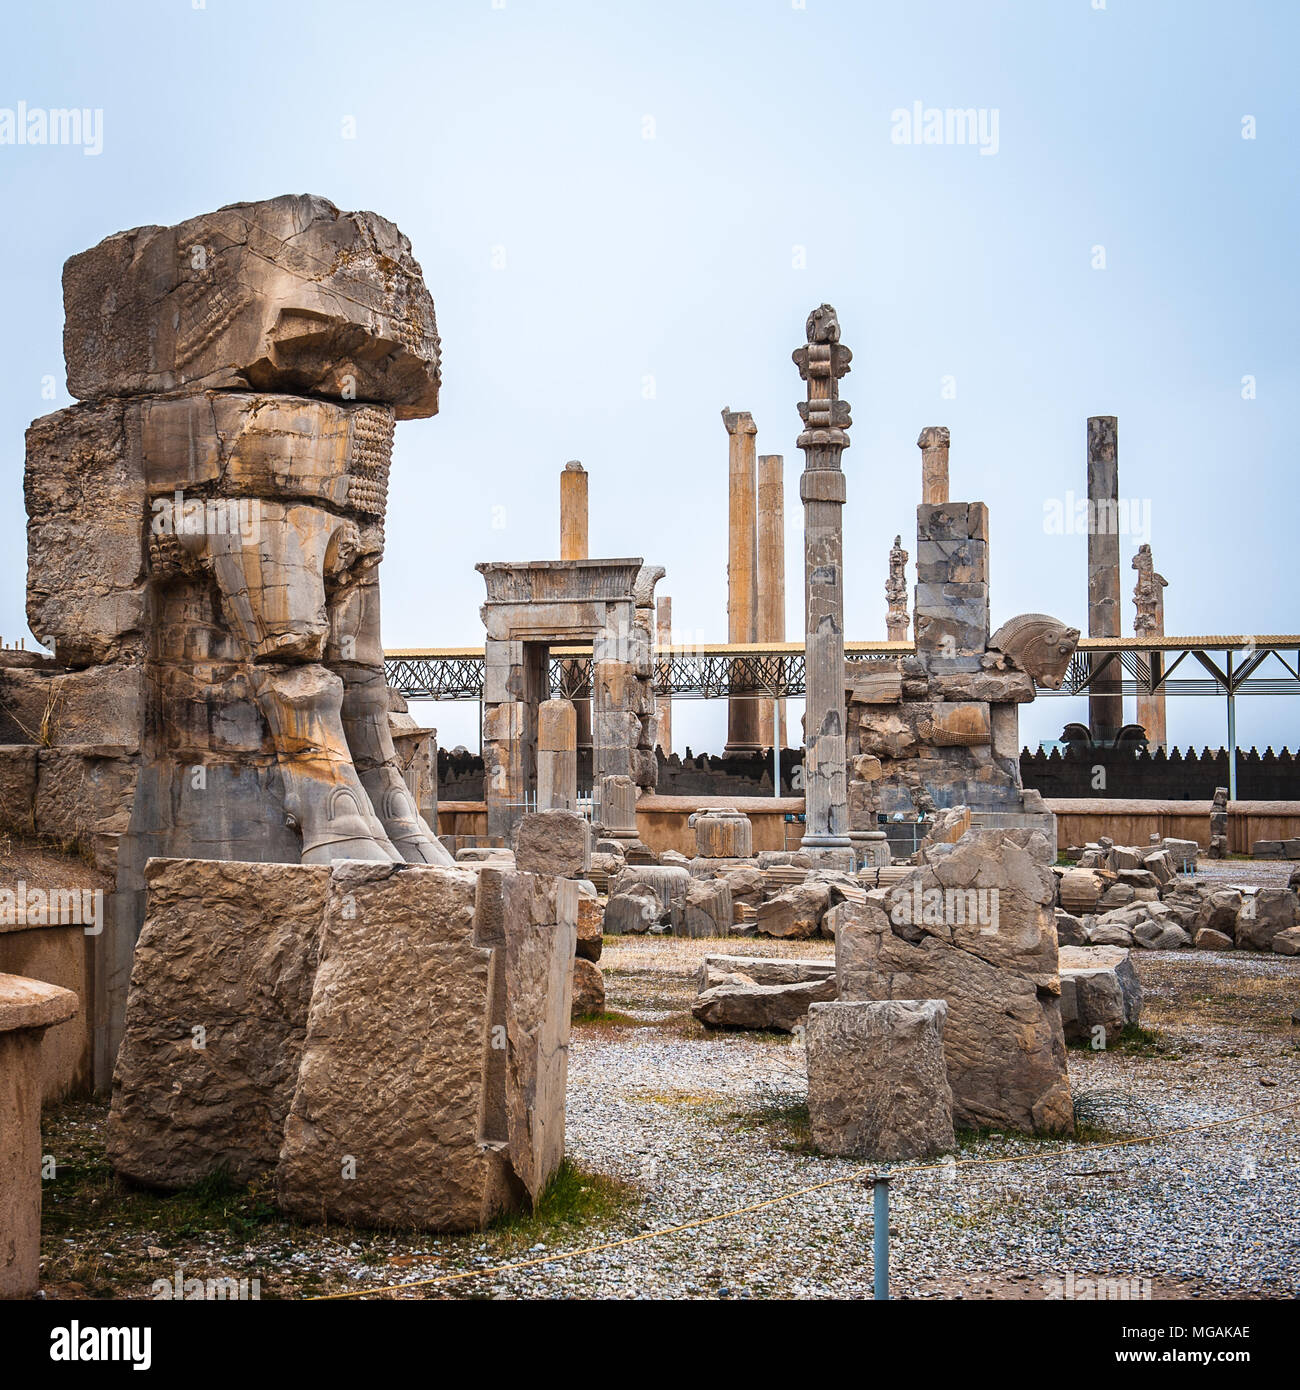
836,828,1072,1135
63,194,440,418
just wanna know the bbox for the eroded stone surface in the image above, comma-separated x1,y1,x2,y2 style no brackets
806,999,956,1160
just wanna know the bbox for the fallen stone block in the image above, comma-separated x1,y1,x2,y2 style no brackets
1058,945,1141,1045
1234,888,1299,952
837,828,1072,1135
571,958,606,1017
695,955,836,990
576,893,603,961
806,999,956,1160
513,808,591,878
1193,927,1233,950
1055,909,1087,947
755,881,831,939
692,973,836,1032
681,877,733,938
1131,920,1191,951
1271,927,1300,957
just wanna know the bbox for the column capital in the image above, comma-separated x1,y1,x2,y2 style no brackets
721,407,757,436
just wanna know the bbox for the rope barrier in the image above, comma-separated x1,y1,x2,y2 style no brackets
308,1092,1300,1300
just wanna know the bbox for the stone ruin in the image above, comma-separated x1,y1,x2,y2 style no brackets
846,446,1080,849
6,194,459,1084
4,195,582,1229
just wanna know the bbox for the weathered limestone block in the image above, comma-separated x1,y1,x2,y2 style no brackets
1058,945,1142,1044
836,829,1073,1135
0,973,79,1297
0,747,37,832
576,892,603,961
1194,927,1233,950
497,870,578,1202
275,863,524,1230
1055,909,1087,946
0,665,143,751
926,668,1034,704
603,883,663,935
695,955,837,990
34,747,138,856
1271,926,1300,956
63,194,440,418
107,859,329,1187
512,808,591,878
1194,888,1243,936
608,865,688,927
571,957,605,1018
806,999,955,1160
1234,889,1299,951
25,401,147,664
1162,838,1199,870
756,881,831,939
536,698,577,811
682,878,734,938
692,808,753,859
692,971,836,1032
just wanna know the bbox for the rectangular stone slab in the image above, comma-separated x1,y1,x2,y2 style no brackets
275,862,509,1231
106,858,328,1187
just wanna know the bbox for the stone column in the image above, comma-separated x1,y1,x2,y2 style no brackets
559,461,592,772
885,534,910,641
537,698,577,810
1087,417,1122,743
655,596,672,755
722,409,761,753
918,426,950,504
559,461,588,562
756,453,786,750
0,973,78,1297
794,305,853,863
1132,543,1169,751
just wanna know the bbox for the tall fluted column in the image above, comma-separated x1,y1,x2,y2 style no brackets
559,460,593,774
655,595,672,755
794,304,853,858
756,452,786,750
722,408,761,753
918,425,950,504
1087,417,1122,743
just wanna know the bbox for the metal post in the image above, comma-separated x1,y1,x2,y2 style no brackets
772,697,781,797
1226,651,1237,802
873,1176,890,1300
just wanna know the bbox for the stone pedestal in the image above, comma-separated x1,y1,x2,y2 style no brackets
806,999,955,1160
1087,416,1122,742
722,409,761,753
794,305,853,852
0,973,78,1297
537,699,577,811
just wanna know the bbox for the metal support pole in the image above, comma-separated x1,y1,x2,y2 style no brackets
873,1176,890,1300
772,698,781,797
1226,651,1236,801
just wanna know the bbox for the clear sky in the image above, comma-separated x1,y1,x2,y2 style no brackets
1,0,1295,757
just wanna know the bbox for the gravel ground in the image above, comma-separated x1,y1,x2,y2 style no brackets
38,937,1300,1301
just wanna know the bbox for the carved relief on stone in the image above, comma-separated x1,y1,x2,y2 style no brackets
885,534,909,640
1131,543,1167,636
987,613,1081,690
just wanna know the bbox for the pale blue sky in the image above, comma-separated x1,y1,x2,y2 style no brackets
1,0,1295,756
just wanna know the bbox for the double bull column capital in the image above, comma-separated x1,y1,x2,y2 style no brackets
794,304,853,859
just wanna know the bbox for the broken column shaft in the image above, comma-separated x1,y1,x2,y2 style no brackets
756,452,786,751
559,461,593,769
794,305,853,860
918,426,950,505
722,408,761,753
1087,417,1122,743
655,595,672,755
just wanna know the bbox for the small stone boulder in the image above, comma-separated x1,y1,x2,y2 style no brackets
1271,926,1300,957
1234,889,1299,951
806,999,956,1160
692,971,836,1032
571,958,605,1018
681,878,733,938
1193,927,1234,951
755,881,831,939
1059,945,1142,1045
